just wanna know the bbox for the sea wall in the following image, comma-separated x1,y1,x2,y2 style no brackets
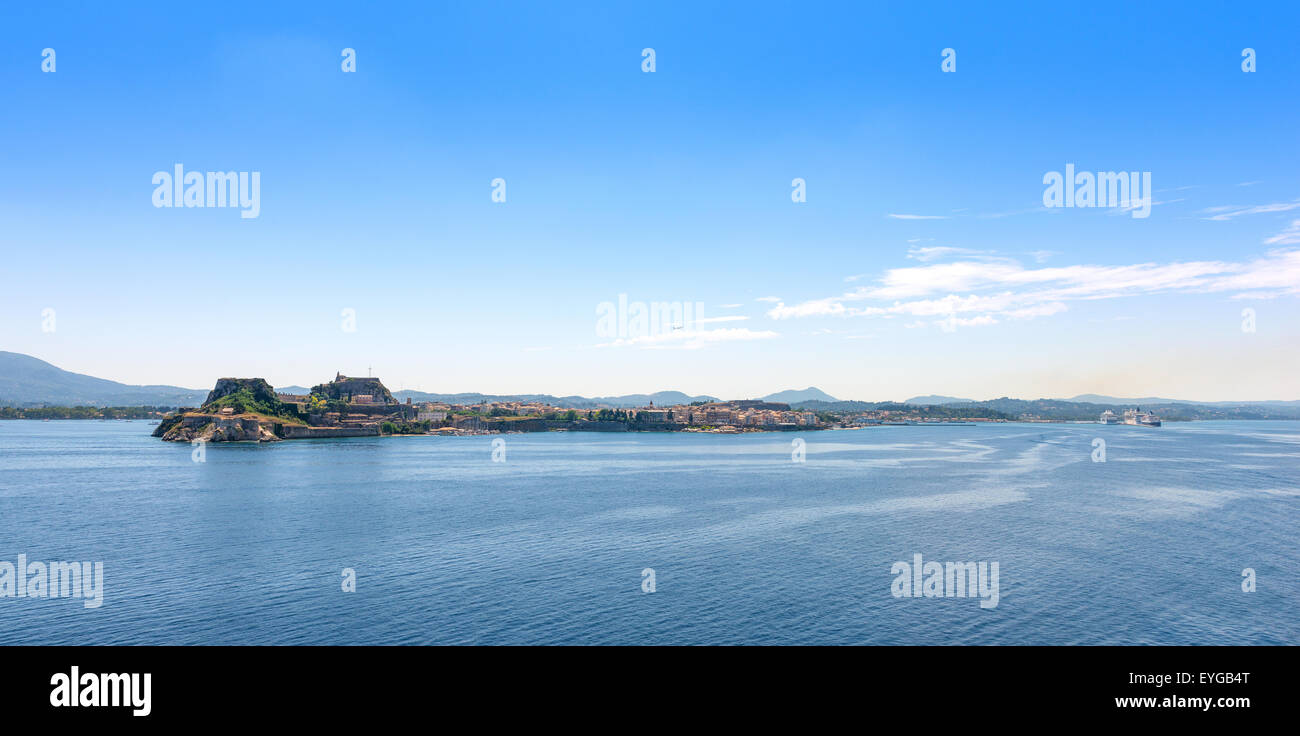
278,425,380,439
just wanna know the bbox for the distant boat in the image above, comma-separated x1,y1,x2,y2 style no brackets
1099,410,1121,424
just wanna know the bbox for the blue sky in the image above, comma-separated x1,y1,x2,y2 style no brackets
2,1,1298,401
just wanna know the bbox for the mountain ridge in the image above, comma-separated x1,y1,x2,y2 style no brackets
0,351,207,407
2,352,1296,410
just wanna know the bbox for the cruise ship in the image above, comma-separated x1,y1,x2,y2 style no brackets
1122,408,1161,427
1099,410,1121,424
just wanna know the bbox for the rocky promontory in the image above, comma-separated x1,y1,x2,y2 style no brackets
154,414,281,442
153,377,297,443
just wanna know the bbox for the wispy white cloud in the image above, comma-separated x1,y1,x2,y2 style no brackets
907,246,977,262
697,315,749,324
907,246,1011,263
887,213,950,220
977,205,1049,219
755,296,782,303
764,248,1300,330
1202,201,1300,221
1265,219,1300,245
718,303,742,309
1108,197,1184,215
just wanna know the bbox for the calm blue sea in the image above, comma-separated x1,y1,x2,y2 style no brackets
0,420,1297,645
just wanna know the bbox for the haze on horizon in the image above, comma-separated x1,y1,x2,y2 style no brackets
2,2,1297,404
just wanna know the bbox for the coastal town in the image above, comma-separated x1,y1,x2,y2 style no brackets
402,398,823,435
271,373,827,435
269,374,1029,436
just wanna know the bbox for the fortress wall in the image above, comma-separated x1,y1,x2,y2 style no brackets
542,420,629,432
